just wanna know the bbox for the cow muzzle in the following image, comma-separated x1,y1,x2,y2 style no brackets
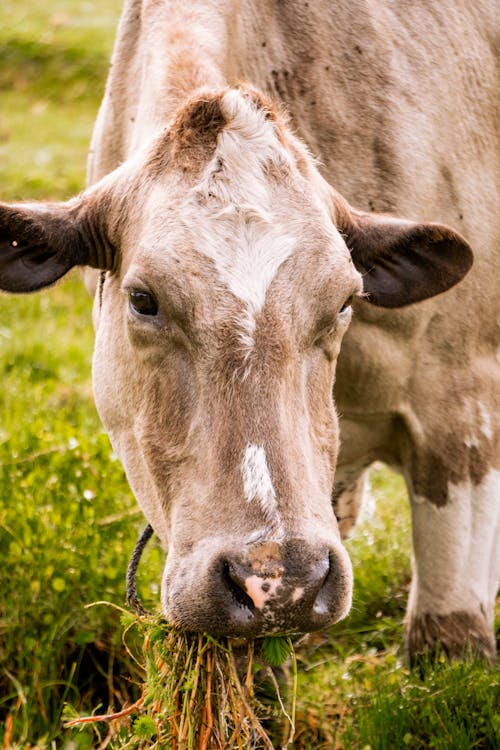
162,537,353,637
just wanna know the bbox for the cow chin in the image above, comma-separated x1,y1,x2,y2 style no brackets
160,535,353,638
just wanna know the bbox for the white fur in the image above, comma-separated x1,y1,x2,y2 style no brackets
242,444,280,526
460,397,496,448
192,215,296,325
181,91,296,357
12,203,50,213
477,402,493,441
409,469,500,627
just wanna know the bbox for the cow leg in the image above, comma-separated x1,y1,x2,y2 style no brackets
405,469,499,663
332,469,370,539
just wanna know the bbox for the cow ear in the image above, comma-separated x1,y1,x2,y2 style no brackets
0,198,114,293
340,208,473,308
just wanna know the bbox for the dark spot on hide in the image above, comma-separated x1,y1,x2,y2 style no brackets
408,427,498,506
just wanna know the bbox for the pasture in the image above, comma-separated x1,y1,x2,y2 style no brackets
0,1,498,747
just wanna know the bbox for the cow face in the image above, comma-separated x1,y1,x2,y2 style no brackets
0,88,472,637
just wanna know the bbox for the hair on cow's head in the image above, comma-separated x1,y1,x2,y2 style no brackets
170,92,227,167
148,86,285,179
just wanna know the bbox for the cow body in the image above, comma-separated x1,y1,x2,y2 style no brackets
0,0,498,660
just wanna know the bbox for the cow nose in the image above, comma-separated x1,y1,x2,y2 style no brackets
162,536,353,636
225,540,286,609
220,539,335,635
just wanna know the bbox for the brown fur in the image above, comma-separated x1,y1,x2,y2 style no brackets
406,611,496,665
169,93,227,171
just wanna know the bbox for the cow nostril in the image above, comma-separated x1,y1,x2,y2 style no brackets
312,552,336,616
222,561,255,612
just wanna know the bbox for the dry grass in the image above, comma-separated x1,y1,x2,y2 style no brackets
66,615,297,750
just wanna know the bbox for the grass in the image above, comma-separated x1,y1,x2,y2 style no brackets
0,0,121,200
65,624,298,749
0,1,498,748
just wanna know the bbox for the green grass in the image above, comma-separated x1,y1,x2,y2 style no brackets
349,660,499,750
0,0,121,200
0,2,498,748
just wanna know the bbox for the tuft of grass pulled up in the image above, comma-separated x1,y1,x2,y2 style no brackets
66,613,298,750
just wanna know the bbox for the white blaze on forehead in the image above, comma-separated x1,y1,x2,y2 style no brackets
198,221,296,319
242,444,280,525
181,89,297,351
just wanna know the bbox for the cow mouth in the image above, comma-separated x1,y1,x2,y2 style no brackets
208,550,343,639
126,524,352,638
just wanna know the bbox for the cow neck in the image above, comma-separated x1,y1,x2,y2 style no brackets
129,2,232,150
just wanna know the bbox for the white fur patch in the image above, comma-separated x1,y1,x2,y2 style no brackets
194,217,296,326
180,90,296,356
242,444,280,526
409,469,500,626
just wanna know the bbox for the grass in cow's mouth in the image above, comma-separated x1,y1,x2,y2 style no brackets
65,610,297,749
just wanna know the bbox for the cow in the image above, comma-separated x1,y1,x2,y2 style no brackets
0,0,498,663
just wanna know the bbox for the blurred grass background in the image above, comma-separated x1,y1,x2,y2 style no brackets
0,1,498,747
0,1,162,744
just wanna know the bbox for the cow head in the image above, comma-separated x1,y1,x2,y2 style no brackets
0,88,472,636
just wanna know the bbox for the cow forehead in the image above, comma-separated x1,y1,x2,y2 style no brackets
129,184,358,342
125,89,358,318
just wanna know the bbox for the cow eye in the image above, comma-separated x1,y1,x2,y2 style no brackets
339,295,354,315
128,290,159,316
